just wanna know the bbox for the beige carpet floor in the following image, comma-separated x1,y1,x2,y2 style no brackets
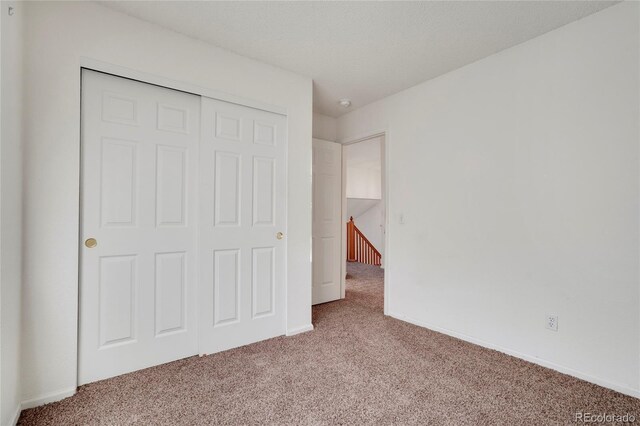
20,263,640,425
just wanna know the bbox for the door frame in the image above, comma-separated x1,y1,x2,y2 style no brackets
78,57,289,384
340,130,389,315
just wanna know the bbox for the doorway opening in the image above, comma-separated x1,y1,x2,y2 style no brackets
311,132,387,315
342,134,386,312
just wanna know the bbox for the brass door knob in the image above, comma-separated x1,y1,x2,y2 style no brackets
276,232,284,240
85,238,97,248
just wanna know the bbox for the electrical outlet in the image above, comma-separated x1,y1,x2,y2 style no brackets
545,315,558,332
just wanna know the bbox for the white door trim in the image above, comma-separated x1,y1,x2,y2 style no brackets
79,57,288,116
77,60,289,386
340,130,389,315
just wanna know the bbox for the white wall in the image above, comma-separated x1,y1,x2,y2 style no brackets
1,1,23,424
338,2,640,396
346,167,381,199
345,137,382,199
21,1,312,407
347,198,378,219
312,112,337,141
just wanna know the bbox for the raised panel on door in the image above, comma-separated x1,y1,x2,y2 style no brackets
199,97,286,355
214,152,241,227
157,103,189,134
155,252,186,336
253,121,276,146
253,157,275,226
102,92,139,126
216,113,242,141
80,70,199,385
101,138,138,227
156,146,187,227
99,255,137,347
252,247,275,318
213,249,240,326
312,139,342,305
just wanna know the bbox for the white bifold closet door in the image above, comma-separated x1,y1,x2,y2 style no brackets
198,97,286,355
79,70,200,384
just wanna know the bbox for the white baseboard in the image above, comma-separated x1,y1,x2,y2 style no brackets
8,404,21,426
286,323,314,336
388,312,640,399
21,387,77,410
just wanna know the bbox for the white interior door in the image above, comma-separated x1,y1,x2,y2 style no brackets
198,97,287,355
79,70,200,384
312,139,342,305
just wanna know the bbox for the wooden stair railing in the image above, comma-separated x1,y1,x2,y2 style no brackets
347,216,382,266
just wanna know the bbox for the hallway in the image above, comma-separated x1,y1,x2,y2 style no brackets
20,263,640,425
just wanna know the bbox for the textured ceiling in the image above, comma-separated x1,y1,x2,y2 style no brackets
101,1,617,117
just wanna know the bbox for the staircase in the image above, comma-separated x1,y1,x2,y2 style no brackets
347,216,382,266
